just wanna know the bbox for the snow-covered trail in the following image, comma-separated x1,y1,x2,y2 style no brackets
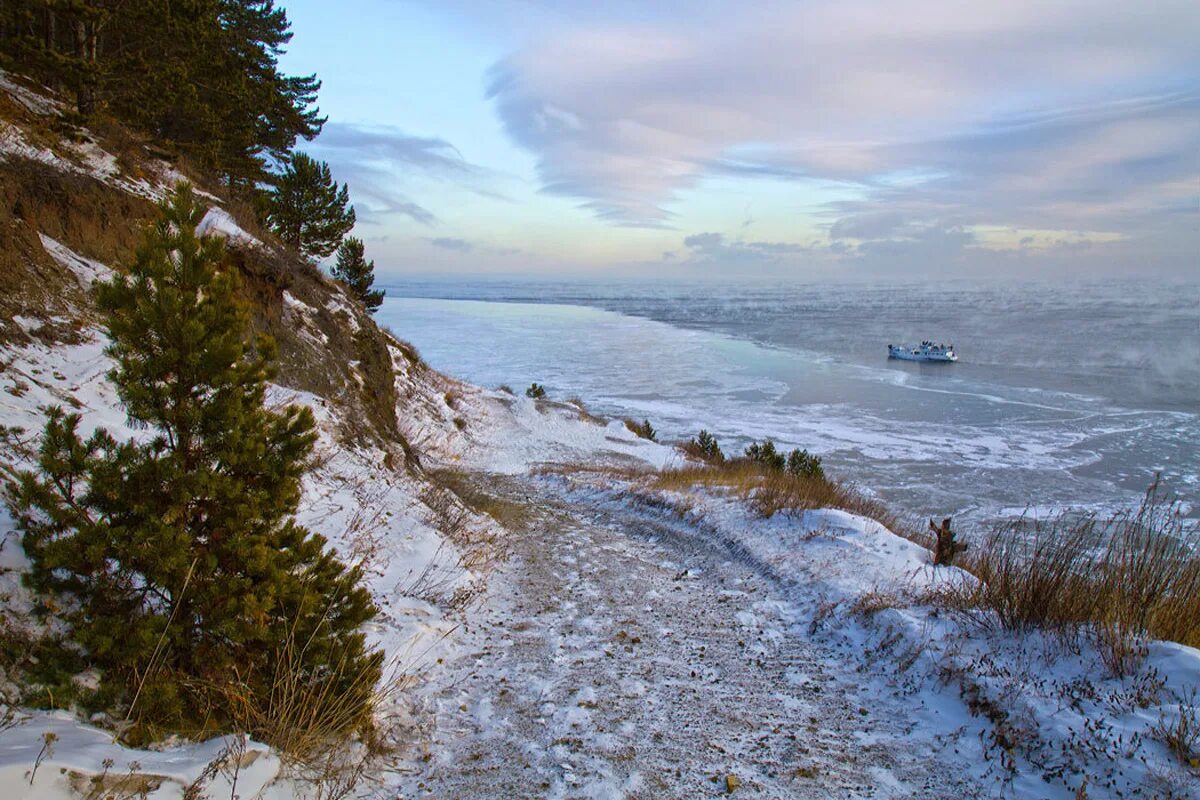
399,476,972,799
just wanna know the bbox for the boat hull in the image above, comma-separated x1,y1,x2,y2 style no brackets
888,345,958,362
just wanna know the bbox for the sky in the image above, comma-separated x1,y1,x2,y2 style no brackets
277,0,1199,280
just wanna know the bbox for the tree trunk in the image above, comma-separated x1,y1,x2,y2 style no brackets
73,17,97,115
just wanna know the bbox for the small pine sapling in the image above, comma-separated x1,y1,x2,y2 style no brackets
5,184,381,741
687,429,724,463
525,383,546,399
625,418,657,442
745,439,786,471
786,448,824,479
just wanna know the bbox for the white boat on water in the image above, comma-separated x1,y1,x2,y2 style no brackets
888,340,958,362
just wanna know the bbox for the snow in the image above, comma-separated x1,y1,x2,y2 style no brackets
0,121,67,169
0,71,64,116
0,71,225,205
197,207,263,248
38,234,115,290
0,333,493,799
515,473,1200,798
3,319,1199,797
402,385,676,476
1,713,283,800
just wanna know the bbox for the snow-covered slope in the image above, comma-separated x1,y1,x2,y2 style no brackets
0,72,675,799
0,239,671,800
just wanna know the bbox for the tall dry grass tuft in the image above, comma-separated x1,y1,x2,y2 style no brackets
943,480,1200,668
654,459,911,537
210,619,413,799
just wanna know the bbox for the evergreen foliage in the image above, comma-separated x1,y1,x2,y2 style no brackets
786,448,825,479
626,418,658,442
333,237,384,313
745,439,825,479
0,1,323,188
267,152,356,260
525,383,546,399
688,429,724,463
4,185,380,740
745,439,786,470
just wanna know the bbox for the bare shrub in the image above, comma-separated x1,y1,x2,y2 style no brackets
1153,688,1200,767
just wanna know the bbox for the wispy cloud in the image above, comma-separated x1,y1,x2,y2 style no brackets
679,232,811,266
307,122,506,226
430,237,474,252
484,0,1200,266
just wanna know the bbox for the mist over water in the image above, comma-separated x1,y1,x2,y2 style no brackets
375,278,1200,529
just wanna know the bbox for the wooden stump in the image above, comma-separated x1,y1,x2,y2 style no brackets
930,517,967,566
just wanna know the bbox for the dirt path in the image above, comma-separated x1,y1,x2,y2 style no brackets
398,476,972,799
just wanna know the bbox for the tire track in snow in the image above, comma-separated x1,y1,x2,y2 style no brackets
398,475,974,799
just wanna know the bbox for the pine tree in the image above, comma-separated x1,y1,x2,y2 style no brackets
267,152,356,260
1,1,324,187
785,448,824,479
332,237,384,313
745,439,785,471
5,184,380,740
689,429,724,463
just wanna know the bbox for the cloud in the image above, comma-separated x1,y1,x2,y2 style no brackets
316,123,476,174
430,237,475,252
306,123,505,227
485,0,1200,260
680,232,810,266
425,236,521,258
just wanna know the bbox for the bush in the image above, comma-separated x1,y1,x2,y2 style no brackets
786,448,824,479
3,186,381,743
683,429,724,464
745,439,785,470
625,418,657,442
525,382,546,399
745,440,824,479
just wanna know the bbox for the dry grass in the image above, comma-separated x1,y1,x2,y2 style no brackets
623,418,657,441
205,635,415,800
219,642,398,762
567,397,606,425
654,459,910,536
848,588,910,619
428,468,536,533
940,481,1200,668
1153,688,1200,768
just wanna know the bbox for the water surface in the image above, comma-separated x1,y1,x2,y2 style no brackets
375,278,1199,528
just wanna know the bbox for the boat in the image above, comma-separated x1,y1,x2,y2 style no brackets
888,340,958,362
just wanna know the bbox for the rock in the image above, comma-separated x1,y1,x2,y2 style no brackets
725,773,741,793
